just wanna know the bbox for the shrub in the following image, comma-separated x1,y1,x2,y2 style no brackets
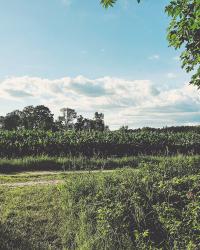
61,159,200,249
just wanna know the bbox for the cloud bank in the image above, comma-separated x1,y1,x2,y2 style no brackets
0,75,199,129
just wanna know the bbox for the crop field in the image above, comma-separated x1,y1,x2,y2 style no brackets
0,130,200,157
0,125,200,250
0,155,200,249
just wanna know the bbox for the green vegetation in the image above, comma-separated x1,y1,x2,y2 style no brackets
0,106,199,249
1,129,200,158
0,156,200,249
0,185,63,250
0,0,199,248
0,105,106,132
61,156,200,249
0,155,138,173
64,175,200,249
1,154,200,174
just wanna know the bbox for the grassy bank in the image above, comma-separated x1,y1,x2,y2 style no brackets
0,155,139,173
1,154,200,173
0,155,200,249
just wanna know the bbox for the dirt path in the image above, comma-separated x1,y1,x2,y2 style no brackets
0,169,118,187
1,169,115,176
0,179,64,187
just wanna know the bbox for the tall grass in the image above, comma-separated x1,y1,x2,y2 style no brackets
60,156,200,249
1,155,200,174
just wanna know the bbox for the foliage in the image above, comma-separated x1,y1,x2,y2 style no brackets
61,157,200,249
0,105,107,132
59,108,77,129
1,156,200,249
101,0,200,87
0,129,200,157
0,105,55,131
101,0,140,8
166,0,200,87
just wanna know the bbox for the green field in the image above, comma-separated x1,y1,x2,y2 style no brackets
0,155,200,249
1,129,200,157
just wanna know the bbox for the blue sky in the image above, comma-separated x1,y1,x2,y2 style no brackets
0,0,199,128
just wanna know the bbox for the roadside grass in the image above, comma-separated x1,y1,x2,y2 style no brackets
0,154,200,174
61,160,200,249
0,185,63,250
0,155,144,173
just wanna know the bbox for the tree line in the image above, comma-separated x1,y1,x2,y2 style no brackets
0,105,199,132
0,105,108,131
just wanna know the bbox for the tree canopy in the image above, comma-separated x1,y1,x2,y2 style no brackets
101,0,200,88
0,105,107,132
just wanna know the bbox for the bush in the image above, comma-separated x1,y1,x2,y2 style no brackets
61,158,200,249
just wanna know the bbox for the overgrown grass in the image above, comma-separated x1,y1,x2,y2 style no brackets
1,154,200,174
0,156,200,249
0,185,63,250
0,155,153,173
61,156,200,249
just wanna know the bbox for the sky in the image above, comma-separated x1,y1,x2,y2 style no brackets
0,0,199,129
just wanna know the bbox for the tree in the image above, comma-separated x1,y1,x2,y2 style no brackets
33,105,54,130
3,110,23,130
22,106,35,129
74,113,107,131
166,0,200,87
83,118,95,131
101,0,200,87
101,0,140,8
60,108,77,129
53,119,64,131
21,105,54,130
94,112,105,131
74,115,85,131
119,125,129,132
0,106,109,132
0,116,4,129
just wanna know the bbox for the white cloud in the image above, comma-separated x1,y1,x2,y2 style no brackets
148,54,160,60
0,75,199,129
